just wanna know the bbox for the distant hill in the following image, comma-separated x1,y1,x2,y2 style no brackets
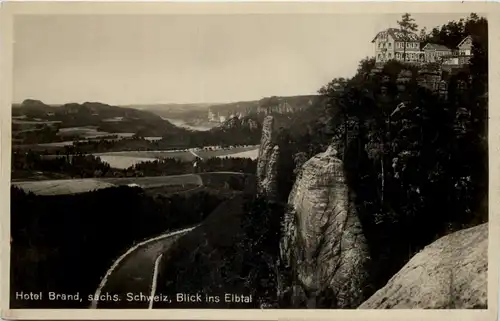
207,95,319,119
12,99,187,137
126,103,215,112
135,103,214,123
135,95,319,122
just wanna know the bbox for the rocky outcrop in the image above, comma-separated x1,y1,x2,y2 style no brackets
280,145,370,308
258,145,280,200
241,117,260,131
256,116,280,199
217,116,261,132
359,223,488,309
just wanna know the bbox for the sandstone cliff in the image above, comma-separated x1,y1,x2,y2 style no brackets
358,223,488,309
256,116,280,200
280,145,371,308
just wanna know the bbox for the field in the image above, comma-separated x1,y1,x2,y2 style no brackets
37,141,76,147
11,172,251,196
12,179,117,196
34,145,259,169
57,126,106,137
97,155,158,169
215,148,259,160
195,145,259,159
12,174,204,196
12,119,61,125
100,174,204,188
94,150,196,162
93,145,260,168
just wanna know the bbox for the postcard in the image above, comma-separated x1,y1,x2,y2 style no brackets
0,1,498,320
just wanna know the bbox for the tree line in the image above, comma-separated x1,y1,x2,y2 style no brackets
11,150,257,179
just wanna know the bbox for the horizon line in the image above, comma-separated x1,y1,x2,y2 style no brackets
12,93,321,107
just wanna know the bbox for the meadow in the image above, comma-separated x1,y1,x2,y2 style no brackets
12,179,117,196
10,173,252,196
11,171,253,196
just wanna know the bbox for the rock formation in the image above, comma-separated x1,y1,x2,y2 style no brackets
258,145,280,200
242,117,260,131
358,223,488,309
256,116,280,200
280,145,370,308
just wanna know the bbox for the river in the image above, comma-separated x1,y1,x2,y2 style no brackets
161,117,214,131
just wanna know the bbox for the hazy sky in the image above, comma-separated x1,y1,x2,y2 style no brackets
13,13,470,105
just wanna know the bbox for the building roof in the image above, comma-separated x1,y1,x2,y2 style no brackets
372,28,420,43
457,35,473,48
422,43,452,51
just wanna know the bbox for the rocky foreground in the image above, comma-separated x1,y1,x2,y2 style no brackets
359,223,487,309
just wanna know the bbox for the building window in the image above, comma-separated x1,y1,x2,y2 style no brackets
388,43,392,48
388,53,392,58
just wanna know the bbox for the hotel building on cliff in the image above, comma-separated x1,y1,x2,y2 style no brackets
372,28,473,68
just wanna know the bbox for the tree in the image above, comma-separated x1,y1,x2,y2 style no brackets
397,13,418,62
419,27,427,40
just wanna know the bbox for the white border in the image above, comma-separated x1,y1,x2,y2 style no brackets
1,1,499,320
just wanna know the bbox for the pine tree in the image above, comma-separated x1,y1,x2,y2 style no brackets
397,13,419,62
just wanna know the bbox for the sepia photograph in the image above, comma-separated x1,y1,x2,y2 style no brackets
0,1,497,320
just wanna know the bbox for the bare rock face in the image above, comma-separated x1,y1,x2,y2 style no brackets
256,116,279,199
281,145,370,308
258,145,280,200
359,223,488,309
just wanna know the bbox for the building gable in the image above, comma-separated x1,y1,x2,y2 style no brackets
423,43,452,51
371,29,394,43
372,28,419,43
457,35,473,49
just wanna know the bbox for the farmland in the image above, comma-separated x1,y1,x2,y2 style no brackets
12,179,117,196
97,155,157,169
216,148,259,160
11,172,252,196
92,145,260,168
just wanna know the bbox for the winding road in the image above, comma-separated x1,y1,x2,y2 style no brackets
90,226,198,309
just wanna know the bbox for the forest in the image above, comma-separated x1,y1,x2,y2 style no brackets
10,185,230,308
